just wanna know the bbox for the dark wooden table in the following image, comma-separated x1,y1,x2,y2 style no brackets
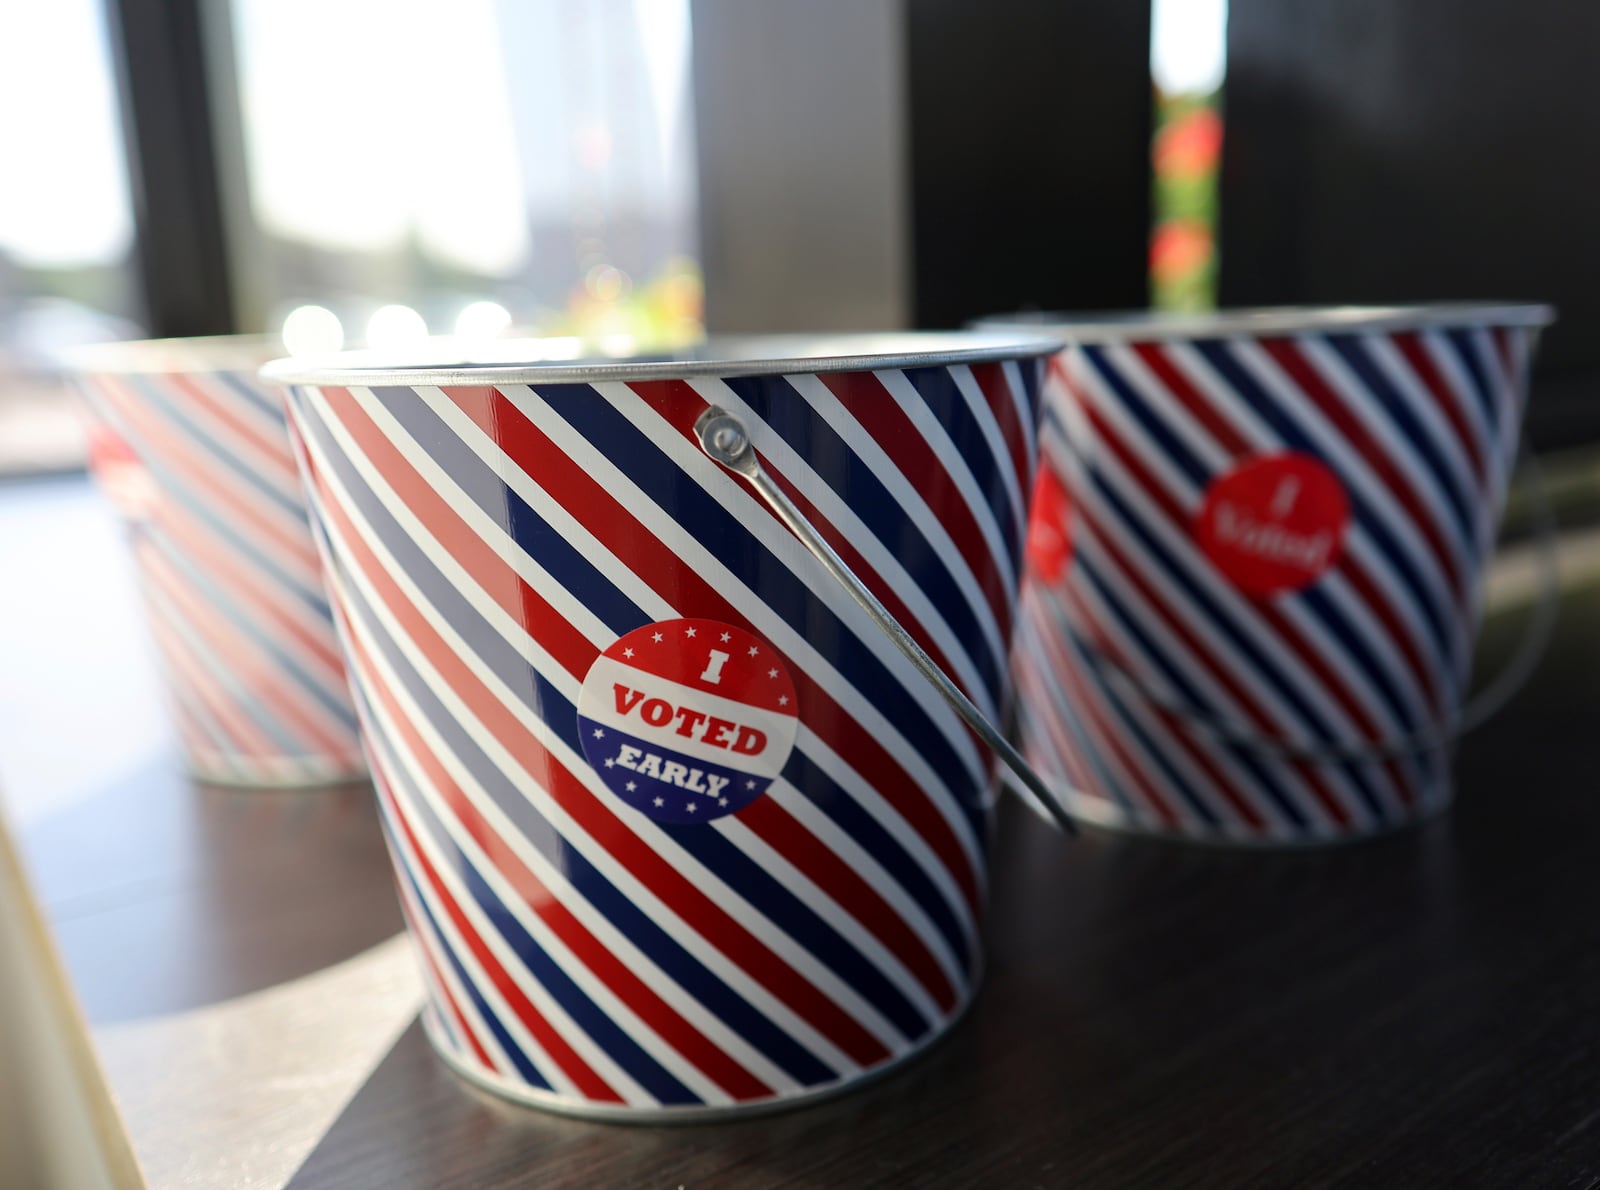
8,475,1600,1187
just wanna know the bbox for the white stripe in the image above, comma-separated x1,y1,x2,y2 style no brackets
164,371,308,505
332,532,802,1098
293,418,881,1071
686,374,996,717
104,375,322,570
1014,604,1174,825
145,525,356,714
371,762,581,1098
302,384,968,1040
1052,417,1375,828
387,829,518,1078
404,382,979,952
138,558,296,752
510,382,987,875
1223,341,1470,671
1161,340,1459,690
588,379,988,794
349,384,617,648
784,373,1009,679
364,680,726,1108
715,809,947,1026
152,506,349,672
759,774,968,988
791,725,977,952
1295,336,1478,585
950,364,1027,544
1001,359,1039,487
1365,335,1485,553
1057,538,1301,832
1419,329,1498,481
873,367,1019,605
1056,357,1437,758
1135,344,1452,714
412,384,679,626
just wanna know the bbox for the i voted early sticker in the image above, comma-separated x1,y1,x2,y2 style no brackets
576,618,799,824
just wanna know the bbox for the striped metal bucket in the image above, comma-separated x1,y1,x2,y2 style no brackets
264,332,1057,1119
983,305,1553,846
69,336,366,787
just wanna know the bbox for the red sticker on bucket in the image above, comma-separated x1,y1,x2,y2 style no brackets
576,618,799,824
1195,453,1349,596
1025,463,1074,584
86,424,158,520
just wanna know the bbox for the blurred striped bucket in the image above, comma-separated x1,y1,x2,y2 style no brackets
265,333,1053,1119
69,336,365,787
982,306,1552,845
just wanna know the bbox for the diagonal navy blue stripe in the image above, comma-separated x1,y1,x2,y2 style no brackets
1069,360,1449,727
377,721,702,1106
293,387,973,970
1324,335,1477,551
370,386,655,639
380,812,552,1091
215,370,288,420
338,580,842,1088
1441,329,1500,441
1188,340,1457,665
99,395,333,615
127,373,308,520
1066,553,1310,827
147,531,359,732
720,374,1005,699
1070,435,1389,820
533,381,991,842
901,364,1025,571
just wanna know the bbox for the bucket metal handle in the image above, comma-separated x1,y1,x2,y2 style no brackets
694,406,1079,835
1065,442,1561,762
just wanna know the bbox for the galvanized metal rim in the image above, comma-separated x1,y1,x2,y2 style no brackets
58,333,286,375
258,331,1064,388
973,302,1556,343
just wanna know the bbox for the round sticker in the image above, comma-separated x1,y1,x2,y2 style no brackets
576,618,798,823
1025,462,1073,584
86,424,158,520
1195,452,1349,596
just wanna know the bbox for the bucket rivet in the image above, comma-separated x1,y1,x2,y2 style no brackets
711,423,746,456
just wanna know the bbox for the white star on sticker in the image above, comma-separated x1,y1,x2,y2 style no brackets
592,728,604,738
653,796,664,807
685,627,697,638
767,667,778,679
604,758,616,768
720,632,731,642
745,779,756,790
778,695,789,706
719,798,729,807
622,647,634,658
747,646,759,656
626,781,637,792
652,632,664,643
686,802,698,812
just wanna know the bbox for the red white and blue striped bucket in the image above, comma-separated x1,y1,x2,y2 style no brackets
982,305,1553,845
263,332,1057,1118
68,336,366,787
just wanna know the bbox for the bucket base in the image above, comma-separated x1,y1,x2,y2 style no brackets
422,962,981,1124
1046,788,1456,850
